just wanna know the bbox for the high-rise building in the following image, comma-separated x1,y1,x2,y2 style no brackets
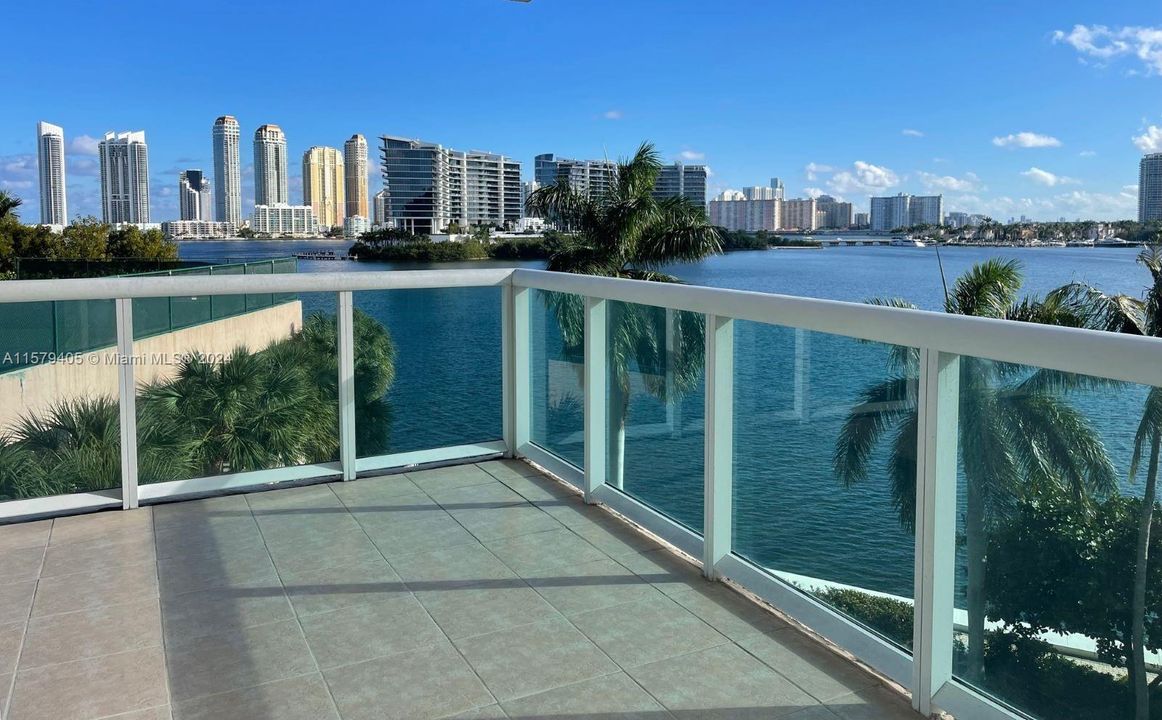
781,198,818,230
379,135,522,234
770,177,785,201
1140,154,1162,222
853,212,870,229
344,134,369,220
743,186,775,201
521,180,540,217
98,131,150,224
36,121,67,226
815,194,853,229
909,194,944,226
372,188,388,227
212,116,242,226
303,146,345,229
254,124,289,206
654,163,708,206
178,170,212,221
870,193,943,231
708,191,780,232
534,154,617,198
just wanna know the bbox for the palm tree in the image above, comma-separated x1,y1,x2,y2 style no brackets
526,142,722,487
0,190,22,221
1049,245,1162,719
834,259,1117,682
139,344,338,478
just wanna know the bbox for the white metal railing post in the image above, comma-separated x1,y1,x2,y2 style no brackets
912,348,960,715
337,291,357,481
503,283,531,457
583,297,608,502
114,298,139,509
702,314,734,579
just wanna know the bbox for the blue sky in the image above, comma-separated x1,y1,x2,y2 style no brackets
2,0,1160,221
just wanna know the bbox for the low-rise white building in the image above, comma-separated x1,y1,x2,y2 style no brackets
251,204,318,238
161,220,235,239
344,215,370,239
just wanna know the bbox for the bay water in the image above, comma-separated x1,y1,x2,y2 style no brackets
179,240,1155,599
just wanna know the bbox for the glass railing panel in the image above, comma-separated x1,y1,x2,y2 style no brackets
530,289,584,467
605,300,705,532
169,267,212,330
731,321,918,650
0,300,122,502
134,292,337,485
950,355,1156,720
353,287,502,458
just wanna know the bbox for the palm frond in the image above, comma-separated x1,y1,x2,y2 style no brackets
946,258,1023,318
833,376,917,490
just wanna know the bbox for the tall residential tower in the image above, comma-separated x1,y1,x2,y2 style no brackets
98,131,150,224
303,146,345,229
1140,154,1162,223
212,116,242,226
254,124,289,206
179,170,212,221
36,121,67,225
343,134,369,220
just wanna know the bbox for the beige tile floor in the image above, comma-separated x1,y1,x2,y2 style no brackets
0,459,921,720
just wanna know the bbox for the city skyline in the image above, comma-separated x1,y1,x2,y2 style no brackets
0,1,1158,222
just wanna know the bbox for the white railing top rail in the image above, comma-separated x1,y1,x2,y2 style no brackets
512,268,1162,389
3,266,1161,388
0,268,513,302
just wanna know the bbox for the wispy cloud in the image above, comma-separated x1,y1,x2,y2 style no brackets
1078,150,1097,157
678,149,705,161
1133,125,1162,152
1052,24,1162,75
1020,167,1080,187
804,162,833,181
901,129,924,137
917,171,982,192
827,161,899,194
68,135,100,156
992,132,1062,149
602,110,623,120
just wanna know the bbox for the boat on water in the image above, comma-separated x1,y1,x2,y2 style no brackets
1093,237,1139,248
1066,239,1094,247
889,236,927,248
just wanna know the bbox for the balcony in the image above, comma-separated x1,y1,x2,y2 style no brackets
1,267,1160,720
0,459,916,720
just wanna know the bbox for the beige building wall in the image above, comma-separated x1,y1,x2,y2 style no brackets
0,301,303,431
303,146,345,229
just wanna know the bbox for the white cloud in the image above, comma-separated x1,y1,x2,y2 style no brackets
68,135,100,156
917,171,982,192
827,161,899,195
1078,150,1097,157
1020,167,1080,187
804,162,833,181
1054,189,1137,219
803,187,826,199
1133,125,1162,152
1053,24,1162,75
901,129,924,137
68,156,99,177
603,110,623,120
678,149,705,161
992,132,1062,149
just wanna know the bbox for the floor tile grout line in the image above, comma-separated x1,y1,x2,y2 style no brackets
2,518,51,720
244,488,345,720
150,505,176,718
163,669,324,713
339,476,504,713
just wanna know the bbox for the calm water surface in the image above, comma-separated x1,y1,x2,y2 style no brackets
179,241,1155,598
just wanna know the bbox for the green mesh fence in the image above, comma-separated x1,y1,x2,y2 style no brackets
1,259,299,373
